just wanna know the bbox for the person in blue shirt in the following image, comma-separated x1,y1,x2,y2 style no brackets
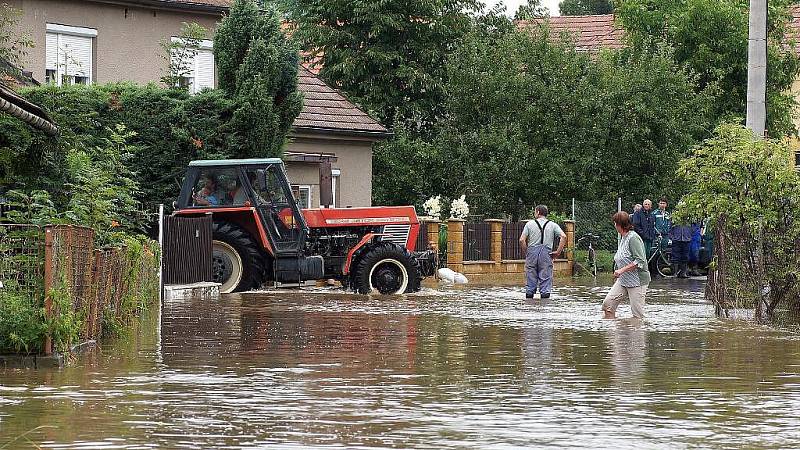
193,174,220,207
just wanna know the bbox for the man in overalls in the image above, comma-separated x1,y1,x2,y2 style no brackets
519,205,566,299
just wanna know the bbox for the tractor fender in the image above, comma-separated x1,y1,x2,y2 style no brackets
343,233,385,275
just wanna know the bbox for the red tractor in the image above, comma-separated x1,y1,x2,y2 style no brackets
173,158,437,294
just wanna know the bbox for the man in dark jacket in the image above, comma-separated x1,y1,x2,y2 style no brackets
670,222,694,278
632,199,656,275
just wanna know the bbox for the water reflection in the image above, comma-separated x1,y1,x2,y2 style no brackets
1,281,799,448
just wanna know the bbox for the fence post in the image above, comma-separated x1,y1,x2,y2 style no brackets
564,220,575,272
447,218,465,273
42,227,54,355
426,220,440,251
485,219,504,264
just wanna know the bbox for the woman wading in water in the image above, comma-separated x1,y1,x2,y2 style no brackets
603,211,651,319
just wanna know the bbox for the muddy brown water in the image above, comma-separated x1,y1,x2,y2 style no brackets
1,279,800,449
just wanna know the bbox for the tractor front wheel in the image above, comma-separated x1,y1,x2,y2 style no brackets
212,222,265,293
352,243,421,295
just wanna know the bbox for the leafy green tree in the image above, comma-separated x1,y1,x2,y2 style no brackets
559,0,614,15
515,0,548,20
616,0,800,137
676,123,800,321
285,0,481,132
215,0,303,158
374,28,712,216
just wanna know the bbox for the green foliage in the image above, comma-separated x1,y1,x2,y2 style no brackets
0,292,45,354
215,0,302,158
0,3,34,78
375,28,712,217
559,0,615,15
160,22,209,89
515,0,548,19
676,123,800,321
286,0,481,131
616,0,800,137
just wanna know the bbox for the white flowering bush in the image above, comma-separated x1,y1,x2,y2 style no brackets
450,195,469,220
422,195,442,220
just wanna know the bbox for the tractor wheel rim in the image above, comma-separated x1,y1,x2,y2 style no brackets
368,258,408,294
212,240,243,294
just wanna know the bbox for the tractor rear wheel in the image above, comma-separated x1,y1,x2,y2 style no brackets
212,222,265,293
352,242,422,295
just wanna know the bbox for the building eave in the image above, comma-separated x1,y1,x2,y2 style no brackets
290,125,393,142
83,0,227,15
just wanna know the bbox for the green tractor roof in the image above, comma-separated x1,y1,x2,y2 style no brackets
188,158,284,167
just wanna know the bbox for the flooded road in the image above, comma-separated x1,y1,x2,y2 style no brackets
2,279,800,449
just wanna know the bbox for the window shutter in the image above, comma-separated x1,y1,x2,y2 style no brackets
194,49,215,92
45,33,58,70
59,34,92,78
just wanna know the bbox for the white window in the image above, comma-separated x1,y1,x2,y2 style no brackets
292,185,312,209
171,38,214,94
45,24,96,86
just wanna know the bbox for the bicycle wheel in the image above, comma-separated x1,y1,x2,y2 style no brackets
656,250,673,277
588,247,597,277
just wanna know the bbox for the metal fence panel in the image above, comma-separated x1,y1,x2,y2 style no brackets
0,224,44,299
463,222,491,261
163,216,212,285
415,221,429,251
502,222,525,260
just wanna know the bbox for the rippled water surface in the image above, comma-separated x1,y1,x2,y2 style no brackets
2,279,800,449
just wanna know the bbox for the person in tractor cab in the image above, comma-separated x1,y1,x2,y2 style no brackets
519,205,567,300
193,174,220,206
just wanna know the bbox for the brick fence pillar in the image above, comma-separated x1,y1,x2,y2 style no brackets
426,220,440,251
485,219,504,264
447,219,465,273
564,220,575,273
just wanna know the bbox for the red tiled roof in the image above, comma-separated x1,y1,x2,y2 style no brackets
517,14,624,52
295,66,388,136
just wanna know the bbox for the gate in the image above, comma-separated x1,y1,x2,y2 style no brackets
162,216,213,285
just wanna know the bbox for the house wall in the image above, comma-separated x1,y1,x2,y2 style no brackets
286,135,374,208
11,0,220,84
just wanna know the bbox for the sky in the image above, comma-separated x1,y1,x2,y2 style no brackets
492,0,562,16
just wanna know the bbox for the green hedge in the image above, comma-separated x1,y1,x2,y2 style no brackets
0,83,252,217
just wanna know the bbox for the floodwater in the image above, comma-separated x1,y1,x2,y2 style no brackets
2,279,800,449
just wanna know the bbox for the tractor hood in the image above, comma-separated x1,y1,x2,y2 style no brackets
302,206,419,228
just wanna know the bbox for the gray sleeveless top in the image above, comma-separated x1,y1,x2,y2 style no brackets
615,233,642,288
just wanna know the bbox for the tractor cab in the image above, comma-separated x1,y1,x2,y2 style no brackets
177,159,307,257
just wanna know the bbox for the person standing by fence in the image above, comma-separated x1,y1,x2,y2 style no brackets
670,220,694,278
603,211,650,319
519,205,566,299
632,199,656,275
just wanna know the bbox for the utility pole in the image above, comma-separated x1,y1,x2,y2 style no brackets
746,0,768,138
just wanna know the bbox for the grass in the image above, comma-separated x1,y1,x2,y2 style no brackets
573,248,615,276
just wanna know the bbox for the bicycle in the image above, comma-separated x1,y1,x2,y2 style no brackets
575,233,599,277
649,233,673,277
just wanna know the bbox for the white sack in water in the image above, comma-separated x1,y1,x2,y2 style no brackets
437,268,468,284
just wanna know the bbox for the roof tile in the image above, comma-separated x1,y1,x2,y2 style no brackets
516,14,624,52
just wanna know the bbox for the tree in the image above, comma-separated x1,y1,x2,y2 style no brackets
616,0,800,137
214,0,303,158
284,0,481,132
374,28,713,216
159,22,208,90
559,0,615,15
515,0,548,20
676,123,800,321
